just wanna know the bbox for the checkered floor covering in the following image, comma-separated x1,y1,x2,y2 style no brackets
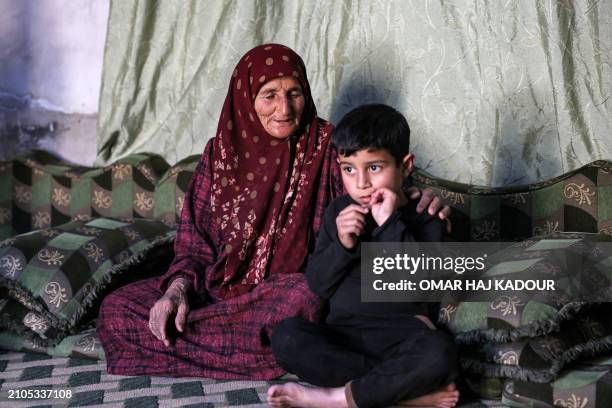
0,351,279,407
0,351,505,407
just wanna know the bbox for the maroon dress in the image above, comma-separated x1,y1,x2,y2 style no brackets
97,44,344,379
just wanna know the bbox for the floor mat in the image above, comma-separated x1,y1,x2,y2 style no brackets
0,351,507,407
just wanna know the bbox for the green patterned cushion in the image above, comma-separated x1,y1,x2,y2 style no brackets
438,232,612,344
0,296,61,345
0,160,13,240
1,151,200,240
460,306,612,383
463,374,505,401
413,160,612,242
154,155,199,227
6,153,612,243
502,356,612,408
0,218,175,345
0,327,103,360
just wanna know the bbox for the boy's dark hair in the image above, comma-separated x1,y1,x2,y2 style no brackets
332,104,410,165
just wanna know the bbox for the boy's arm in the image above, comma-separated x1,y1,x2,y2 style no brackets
372,209,445,326
370,211,408,242
306,202,361,299
412,212,446,242
409,211,446,324
371,207,445,243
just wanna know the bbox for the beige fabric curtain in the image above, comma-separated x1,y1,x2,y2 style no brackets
96,0,612,186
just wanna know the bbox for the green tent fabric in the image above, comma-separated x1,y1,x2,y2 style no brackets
96,0,612,187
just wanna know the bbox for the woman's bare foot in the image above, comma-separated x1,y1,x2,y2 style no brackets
267,382,348,408
397,383,460,408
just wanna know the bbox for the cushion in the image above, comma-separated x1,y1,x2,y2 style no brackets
0,217,175,345
153,154,199,227
502,356,612,408
412,160,612,242
460,306,612,383
0,150,200,240
0,327,103,360
463,374,505,401
438,232,612,345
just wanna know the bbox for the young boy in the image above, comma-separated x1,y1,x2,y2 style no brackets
267,104,459,408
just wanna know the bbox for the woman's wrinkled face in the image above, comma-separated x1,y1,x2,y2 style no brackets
253,76,305,139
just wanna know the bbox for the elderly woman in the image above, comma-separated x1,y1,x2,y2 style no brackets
97,44,449,380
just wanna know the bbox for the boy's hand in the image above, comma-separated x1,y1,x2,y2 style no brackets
336,205,368,249
370,188,400,226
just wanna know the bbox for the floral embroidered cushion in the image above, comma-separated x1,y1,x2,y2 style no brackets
459,305,612,383
0,327,103,360
462,374,505,401
0,150,199,240
0,217,175,346
3,153,611,242
412,160,612,242
502,356,612,408
152,155,199,227
438,232,612,344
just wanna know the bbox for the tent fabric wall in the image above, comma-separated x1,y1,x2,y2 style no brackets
96,0,612,186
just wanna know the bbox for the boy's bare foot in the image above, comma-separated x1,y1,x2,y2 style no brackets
395,383,459,408
267,382,348,408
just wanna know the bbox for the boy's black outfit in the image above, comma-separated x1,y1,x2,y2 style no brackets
272,195,458,408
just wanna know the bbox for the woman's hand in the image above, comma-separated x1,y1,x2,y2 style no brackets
406,187,452,233
149,277,191,347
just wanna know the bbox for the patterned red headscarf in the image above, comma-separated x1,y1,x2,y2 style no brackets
210,44,334,298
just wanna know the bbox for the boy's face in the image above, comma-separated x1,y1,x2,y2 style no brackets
338,149,414,207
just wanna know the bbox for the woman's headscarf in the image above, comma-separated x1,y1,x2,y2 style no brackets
210,44,334,298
